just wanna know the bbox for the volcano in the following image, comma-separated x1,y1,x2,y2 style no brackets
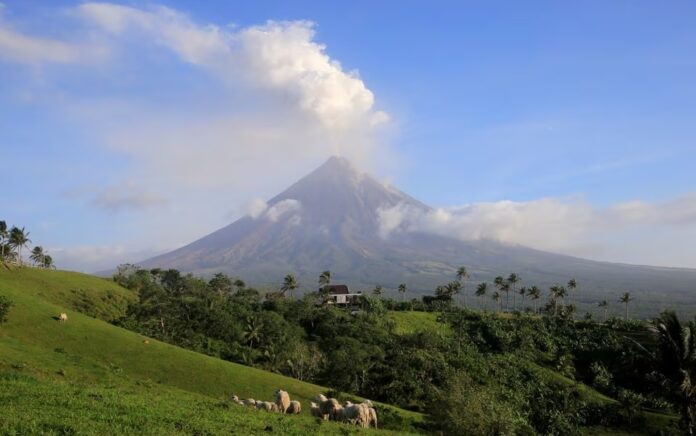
141,156,696,316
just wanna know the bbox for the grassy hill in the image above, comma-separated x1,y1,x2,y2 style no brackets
0,267,421,434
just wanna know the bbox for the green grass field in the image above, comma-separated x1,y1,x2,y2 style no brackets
0,267,422,434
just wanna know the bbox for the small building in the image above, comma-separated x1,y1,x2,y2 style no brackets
322,284,362,307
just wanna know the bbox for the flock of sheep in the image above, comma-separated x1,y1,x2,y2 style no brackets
231,390,378,429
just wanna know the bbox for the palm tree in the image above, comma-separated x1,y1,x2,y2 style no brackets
373,285,383,297
30,246,45,267
281,274,298,299
398,283,407,301
42,255,54,269
652,311,696,434
567,278,578,317
598,300,609,322
243,316,263,348
619,292,633,320
518,286,527,311
0,221,8,261
492,291,502,313
494,276,505,310
550,285,567,317
476,282,488,311
500,282,510,312
527,286,541,314
318,270,331,288
9,226,30,266
456,266,469,307
507,273,520,311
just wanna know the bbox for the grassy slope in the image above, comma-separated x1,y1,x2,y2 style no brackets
0,268,421,434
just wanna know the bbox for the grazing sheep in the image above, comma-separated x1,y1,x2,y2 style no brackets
287,400,302,414
362,399,373,407
58,313,68,323
344,401,353,407
274,389,290,413
340,403,370,428
142,339,149,344
244,398,257,407
319,398,342,421
310,402,323,418
367,407,378,428
313,394,328,403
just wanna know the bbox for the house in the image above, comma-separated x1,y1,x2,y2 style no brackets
321,284,362,307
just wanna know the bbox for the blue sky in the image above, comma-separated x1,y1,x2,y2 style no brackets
1,1,695,270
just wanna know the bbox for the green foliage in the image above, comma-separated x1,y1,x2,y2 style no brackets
0,295,12,324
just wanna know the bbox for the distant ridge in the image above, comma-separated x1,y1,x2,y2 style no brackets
141,156,696,317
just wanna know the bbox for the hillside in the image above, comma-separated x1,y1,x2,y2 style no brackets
140,156,696,318
0,268,421,434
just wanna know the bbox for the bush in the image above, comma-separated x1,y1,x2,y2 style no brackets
0,295,13,324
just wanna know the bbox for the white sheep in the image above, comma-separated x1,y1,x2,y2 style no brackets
319,398,342,421
313,393,328,403
287,400,302,414
367,407,378,428
244,398,257,407
340,403,370,428
274,389,290,413
58,313,68,323
310,402,323,418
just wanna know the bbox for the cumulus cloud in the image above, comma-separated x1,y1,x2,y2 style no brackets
76,3,387,132
246,198,269,218
378,193,696,265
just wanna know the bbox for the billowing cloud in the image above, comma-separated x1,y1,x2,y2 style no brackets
378,193,696,266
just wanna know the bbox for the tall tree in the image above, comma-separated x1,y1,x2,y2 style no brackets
398,283,407,301
0,221,7,261
507,273,520,311
567,278,578,317
456,266,469,307
30,246,44,267
598,300,609,322
318,270,331,288
619,292,633,320
9,226,30,266
494,276,505,310
518,286,527,312
527,286,541,314
492,291,502,313
475,282,488,311
372,285,383,297
281,274,298,299
550,285,567,317
653,311,696,435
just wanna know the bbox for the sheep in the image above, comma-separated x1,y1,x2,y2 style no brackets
274,389,290,413
243,398,257,407
319,398,342,421
310,402,323,418
313,394,328,403
344,400,353,407
367,407,378,428
362,399,373,407
287,400,302,414
339,403,370,428
231,395,244,405
58,313,68,323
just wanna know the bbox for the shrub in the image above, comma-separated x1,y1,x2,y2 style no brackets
0,295,13,324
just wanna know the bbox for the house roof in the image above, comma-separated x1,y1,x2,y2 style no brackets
324,284,350,295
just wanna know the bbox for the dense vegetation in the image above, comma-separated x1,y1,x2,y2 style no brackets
110,265,690,435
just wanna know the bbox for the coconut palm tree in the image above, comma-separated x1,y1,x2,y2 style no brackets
518,286,527,311
243,316,263,348
619,292,633,320
0,221,8,261
550,285,567,317
493,276,505,309
527,286,541,314
476,282,488,311
456,266,468,307
492,291,502,313
30,246,45,267
598,300,609,322
281,274,298,299
652,311,696,434
318,270,331,288
42,255,54,269
373,285,383,297
398,283,407,301
507,273,520,311
9,226,30,266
